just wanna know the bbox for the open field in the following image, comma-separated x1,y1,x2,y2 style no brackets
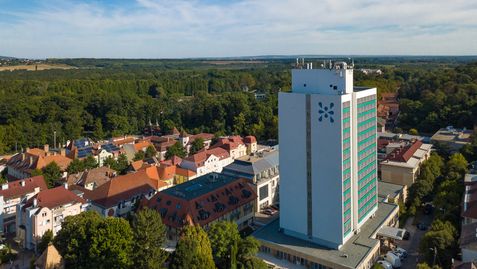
0,63,76,71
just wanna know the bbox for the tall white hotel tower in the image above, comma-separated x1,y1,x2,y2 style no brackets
279,60,378,250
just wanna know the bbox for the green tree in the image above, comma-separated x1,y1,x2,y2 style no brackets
93,118,105,140
131,208,168,269
420,220,457,268
83,156,98,170
208,221,241,268
54,211,133,269
170,225,215,269
133,150,145,161
237,236,267,269
67,158,84,174
190,138,205,155
408,128,419,135
116,154,130,174
92,217,133,269
43,162,62,188
446,153,468,176
37,230,53,254
165,142,187,159
145,145,157,159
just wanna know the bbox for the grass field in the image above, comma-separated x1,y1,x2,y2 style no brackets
0,63,76,71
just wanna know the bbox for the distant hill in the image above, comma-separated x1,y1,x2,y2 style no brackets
0,56,17,60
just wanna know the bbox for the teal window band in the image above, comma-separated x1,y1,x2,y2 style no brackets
358,117,375,127
357,99,376,108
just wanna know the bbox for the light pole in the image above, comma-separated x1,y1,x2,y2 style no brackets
429,247,437,266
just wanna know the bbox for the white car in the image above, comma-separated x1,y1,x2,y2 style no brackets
377,260,393,269
391,250,404,260
395,247,408,258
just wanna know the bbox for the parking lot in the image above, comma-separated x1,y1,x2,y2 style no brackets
394,213,433,269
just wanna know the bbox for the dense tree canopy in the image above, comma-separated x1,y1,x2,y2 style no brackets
54,211,133,269
131,208,168,269
170,225,216,269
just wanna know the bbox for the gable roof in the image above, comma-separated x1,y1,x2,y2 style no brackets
86,170,157,208
66,166,115,189
0,175,47,200
27,186,85,209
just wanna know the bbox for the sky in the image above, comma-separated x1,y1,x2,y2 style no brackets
0,0,476,58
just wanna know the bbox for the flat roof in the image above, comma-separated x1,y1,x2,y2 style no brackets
378,132,429,143
253,202,398,269
378,181,404,200
377,226,406,240
161,173,239,200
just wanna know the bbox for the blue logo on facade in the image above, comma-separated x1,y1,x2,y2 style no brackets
318,102,334,123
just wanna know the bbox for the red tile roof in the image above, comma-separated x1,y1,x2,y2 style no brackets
244,136,257,143
386,140,423,163
27,186,85,209
134,140,153,152
0,176,47,200
86,170,157,208
145,177,256,228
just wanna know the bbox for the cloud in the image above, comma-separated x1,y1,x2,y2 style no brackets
0,0,476,58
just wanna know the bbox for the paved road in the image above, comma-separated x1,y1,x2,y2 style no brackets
396,213,433,269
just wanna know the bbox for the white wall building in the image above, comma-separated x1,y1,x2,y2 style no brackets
279,62,378,249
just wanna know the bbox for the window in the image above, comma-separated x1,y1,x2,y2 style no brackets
259,185,269,200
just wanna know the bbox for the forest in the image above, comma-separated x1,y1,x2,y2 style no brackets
0,57,476,154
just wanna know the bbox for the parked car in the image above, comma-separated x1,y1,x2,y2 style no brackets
424,203,433,215
395,247,408,258
417,223,428,231
391,250,404,260
377,260,393,269
262,209,277,216
403,231,410,240
384,252,402,268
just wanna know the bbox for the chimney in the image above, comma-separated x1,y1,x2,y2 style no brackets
20,180,25,187
1,183,8,190
43,144,49,154
33,198,38,207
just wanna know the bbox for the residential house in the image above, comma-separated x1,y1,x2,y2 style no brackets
16,185,86,250
178,132,215,153
378,138,432,187
222,148,279,211
174,167,197,184
148,136,177,161
0,176,48,234
6,146,72,180
66,139,121,167
377,93,399,131
144,173,256,242
122,139,154,162
83,170,157,217
111,136,136,147
66,166,116,190
180,147,233,177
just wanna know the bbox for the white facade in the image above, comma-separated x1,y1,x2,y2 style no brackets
180,154,233,177
279,63,378,249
